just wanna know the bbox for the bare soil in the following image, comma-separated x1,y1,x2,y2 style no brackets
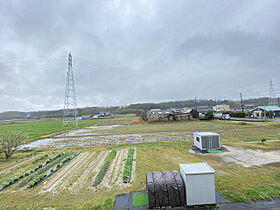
40,152,90,193
101,149,128,188
57,152,96,191
70,151,106,190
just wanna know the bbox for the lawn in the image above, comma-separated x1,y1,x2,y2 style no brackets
0,119,106,142
133,193,148,207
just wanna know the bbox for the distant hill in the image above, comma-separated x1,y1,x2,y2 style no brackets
0,97,278,120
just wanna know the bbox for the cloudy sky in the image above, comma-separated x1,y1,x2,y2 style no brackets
0,0,280,112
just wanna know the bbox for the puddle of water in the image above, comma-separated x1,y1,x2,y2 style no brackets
56,125,123,137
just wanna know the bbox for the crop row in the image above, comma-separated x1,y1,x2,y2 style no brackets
0,152,65,191
28,152,81,188
93,149,117,186
16,152,68,188
16,152,67,188
32,154,48,164
123,145,134,183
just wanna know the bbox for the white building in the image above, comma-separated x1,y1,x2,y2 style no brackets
212,104,230,112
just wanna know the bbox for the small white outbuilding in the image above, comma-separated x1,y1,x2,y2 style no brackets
193,132,221,151
180,163,216,206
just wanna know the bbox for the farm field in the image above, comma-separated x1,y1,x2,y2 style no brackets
0,118,106,143
0,115,280,209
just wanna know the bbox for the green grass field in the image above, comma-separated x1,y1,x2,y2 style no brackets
0,119,105,142
0,116,279,209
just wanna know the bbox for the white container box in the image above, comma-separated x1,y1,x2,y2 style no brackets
180,163,216,206
193,132,220,151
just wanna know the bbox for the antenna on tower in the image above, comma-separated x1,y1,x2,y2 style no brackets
268,80,278,106
63,52,79,126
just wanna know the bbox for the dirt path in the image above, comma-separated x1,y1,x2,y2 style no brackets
114,149,128,186
101,149,128,188
0,154,42,175
70,151,107,190
40,152,89,193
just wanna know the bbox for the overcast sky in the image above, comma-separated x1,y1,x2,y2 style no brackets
0,0,280,112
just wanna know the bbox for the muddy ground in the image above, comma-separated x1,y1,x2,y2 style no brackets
20,126,189,149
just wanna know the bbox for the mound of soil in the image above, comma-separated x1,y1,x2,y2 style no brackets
129,118,145,125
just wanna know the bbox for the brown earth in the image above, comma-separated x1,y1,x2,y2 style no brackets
129,118,145,125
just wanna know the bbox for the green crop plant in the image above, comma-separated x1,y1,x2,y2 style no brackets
123,145,134,180
32,154,48,164
93,149,117,186
28,173,46,188
16,152,68,188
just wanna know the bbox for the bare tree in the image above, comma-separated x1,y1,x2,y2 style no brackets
0,131,27,159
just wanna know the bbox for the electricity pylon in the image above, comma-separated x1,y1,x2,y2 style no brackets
63,52,79,126
268,80,278,106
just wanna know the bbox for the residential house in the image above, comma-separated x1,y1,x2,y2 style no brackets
250,106,280,118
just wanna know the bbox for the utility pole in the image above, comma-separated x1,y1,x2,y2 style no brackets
194,96,198,118
215,98,217,112
268,80,278,106
63,52,79,126
194,96,198,110
240,92,244,112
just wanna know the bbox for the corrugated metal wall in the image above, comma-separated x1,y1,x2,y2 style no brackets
185,174,216,205
202,136,219,150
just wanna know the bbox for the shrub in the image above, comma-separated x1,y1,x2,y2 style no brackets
230,112,246,118
205,111,214,120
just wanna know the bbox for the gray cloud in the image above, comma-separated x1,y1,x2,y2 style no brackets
0,0,280,112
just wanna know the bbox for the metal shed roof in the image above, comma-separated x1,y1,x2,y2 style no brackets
194,132,219,136
179,163,215,175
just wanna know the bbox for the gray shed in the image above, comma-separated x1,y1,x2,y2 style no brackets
180,163,216,206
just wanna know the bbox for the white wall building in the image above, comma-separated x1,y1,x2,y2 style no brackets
212,104,230,112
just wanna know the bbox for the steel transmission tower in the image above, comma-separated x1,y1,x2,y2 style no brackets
63,52,79,126
268,80,278,106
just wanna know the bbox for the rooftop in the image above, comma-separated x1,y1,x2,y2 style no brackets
179,163,215,175
194,132,219,136
257,106,280,111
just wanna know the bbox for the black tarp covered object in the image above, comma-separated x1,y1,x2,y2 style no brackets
146,170,186,208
